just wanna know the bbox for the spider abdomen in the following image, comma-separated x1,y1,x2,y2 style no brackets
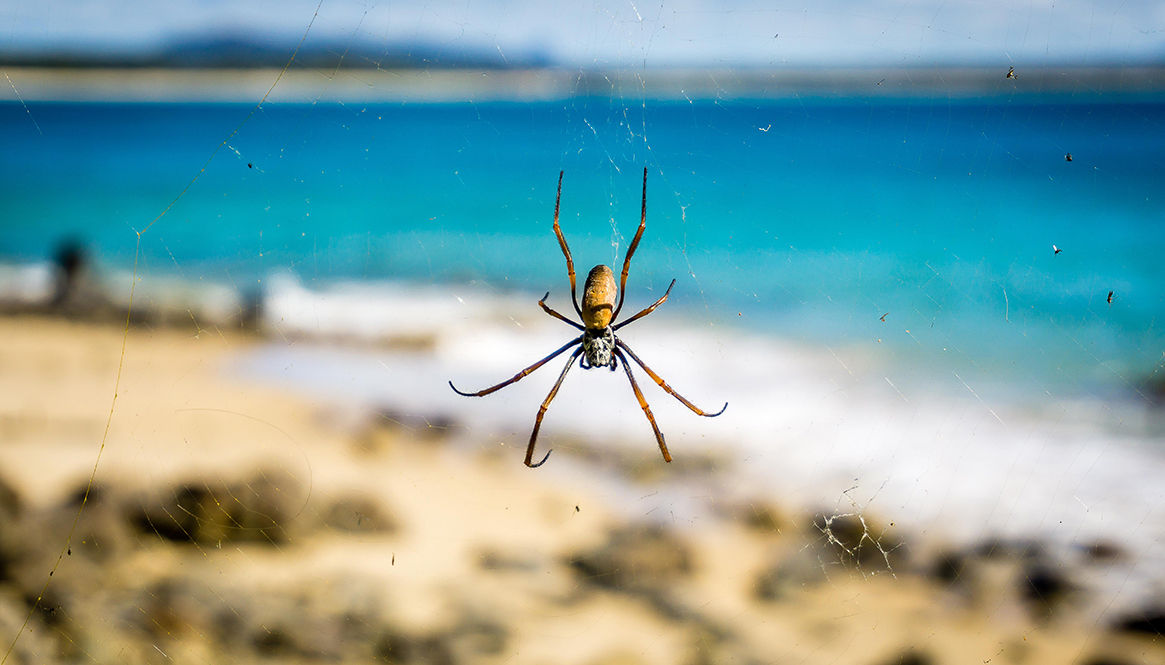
582,265,617,329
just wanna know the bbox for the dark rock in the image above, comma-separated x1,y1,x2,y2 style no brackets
167,577,390,661
930,539,1078,619
930,550,969,584
0,474,21,519
62,481,132,564
64,482,102,509
50,240,88,309
0,472,22,584
25,591,65,628
754,548,828,601
755,513,906,603
1023,563,1074,617
47,239,118,320
973,538,1044,561
236,285,265,331
24,590,81,660
213,605,248,647
874,650,934,665
478,548,542,572
252,627,296,656
1142,374,1165,407
320,495,395,534
0,595,55,664
812,513,904,571
446,619,508,659
740,503,784,534
1116,608,1165,636
376,619,507,665
375,632,453,665
129,578,194,641
570,525,693,593
1080,540,1125,563
128,468,302,546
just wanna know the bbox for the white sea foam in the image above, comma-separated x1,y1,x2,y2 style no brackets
0,262,53,303
0,261,245,325
262,274,529,342
235,278,1165,620
106,270,243,323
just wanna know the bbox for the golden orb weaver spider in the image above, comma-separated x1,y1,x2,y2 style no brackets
449,168,727,468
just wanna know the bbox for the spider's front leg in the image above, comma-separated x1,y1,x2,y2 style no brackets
449,336,582,397
551,171,583,318
539,293,583,330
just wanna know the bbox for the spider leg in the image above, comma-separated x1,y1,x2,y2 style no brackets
538,292,583,330
449,336,582,397
525,347,584,467
612,279,675,331
615,339,728,417
614,348,671,463
552,171,584,318
612,167,648,323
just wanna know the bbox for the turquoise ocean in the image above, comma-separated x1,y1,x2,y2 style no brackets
2,96,1163,398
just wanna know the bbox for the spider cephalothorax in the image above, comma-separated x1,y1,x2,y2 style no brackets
581,326,616,369
450,168,727,467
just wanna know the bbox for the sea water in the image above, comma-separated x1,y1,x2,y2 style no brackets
2,97,1163,394
3,95,1165,615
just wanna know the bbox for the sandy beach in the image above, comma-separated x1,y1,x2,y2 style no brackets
0,313,1159,664
4,66,1165,104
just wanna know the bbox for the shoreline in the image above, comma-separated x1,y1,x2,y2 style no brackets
2,65,1164,103
3,260,1158,408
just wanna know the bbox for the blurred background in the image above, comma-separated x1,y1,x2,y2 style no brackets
1,1,1164,663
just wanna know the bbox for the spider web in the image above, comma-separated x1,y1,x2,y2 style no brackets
1,1,1164,664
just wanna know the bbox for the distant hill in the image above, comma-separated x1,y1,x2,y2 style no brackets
0,34,551,70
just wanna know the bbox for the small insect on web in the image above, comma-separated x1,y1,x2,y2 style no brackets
449,168,727,468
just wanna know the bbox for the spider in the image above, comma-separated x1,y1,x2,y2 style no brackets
449,168,727,468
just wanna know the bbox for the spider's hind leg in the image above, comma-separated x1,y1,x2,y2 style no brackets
525,347,585,467
615,339,728,417
613,348,671,463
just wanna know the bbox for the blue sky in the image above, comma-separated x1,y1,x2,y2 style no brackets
2,0,1163,66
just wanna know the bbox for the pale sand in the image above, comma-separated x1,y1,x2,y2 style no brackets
0,315,1161,665
4,66,1164,104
